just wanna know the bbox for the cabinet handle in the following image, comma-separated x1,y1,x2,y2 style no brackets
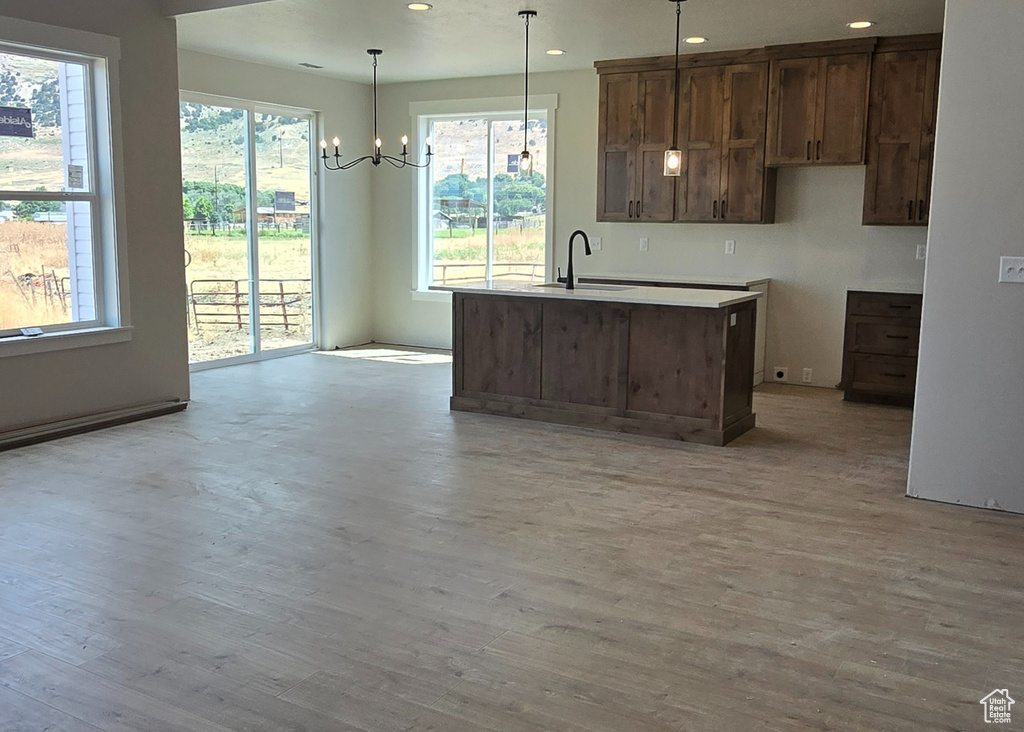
885,334,910,340
816,140,821,161
806,141,811,161
712,200,718,219
888,304,912,310
918,199,925,221
637,199,642,217
721,199,727,218
883,372,908,379
907,200,914,221
629,200,634,218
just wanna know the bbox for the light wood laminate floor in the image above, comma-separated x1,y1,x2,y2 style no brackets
0,349,1021,731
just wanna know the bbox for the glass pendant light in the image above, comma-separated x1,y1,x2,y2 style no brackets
664,0,685,177
519,10,537,177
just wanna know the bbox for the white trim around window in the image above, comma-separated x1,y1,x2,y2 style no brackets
409,94,558,299
0,16,129,357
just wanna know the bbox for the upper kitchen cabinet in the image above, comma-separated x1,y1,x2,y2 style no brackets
766,53,871,165
863,37,942,226
597,70,676,222
676,62,775,224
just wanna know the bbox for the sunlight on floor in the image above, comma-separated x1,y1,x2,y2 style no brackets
317,347,453,365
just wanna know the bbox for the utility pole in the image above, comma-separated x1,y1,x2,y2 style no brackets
212,165,219,237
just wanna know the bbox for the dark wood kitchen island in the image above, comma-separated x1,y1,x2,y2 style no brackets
442,282,763,446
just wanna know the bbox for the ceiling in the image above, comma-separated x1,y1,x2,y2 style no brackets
175,0,946,84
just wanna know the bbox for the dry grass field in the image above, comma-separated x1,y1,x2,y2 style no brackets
0,221,73,331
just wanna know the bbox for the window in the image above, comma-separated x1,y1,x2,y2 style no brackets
0,30,121,346
180,96,317,366
414,95,557,291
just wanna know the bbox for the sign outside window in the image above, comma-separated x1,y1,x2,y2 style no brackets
0,106,33,138
507,154,520,174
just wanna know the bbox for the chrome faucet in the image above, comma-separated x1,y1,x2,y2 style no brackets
559,230,591,290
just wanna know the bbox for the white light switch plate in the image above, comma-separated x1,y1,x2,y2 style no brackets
916,243,927,261
725,239,736,255
639,237,649,252
998,256,1024,283
591,237,602,252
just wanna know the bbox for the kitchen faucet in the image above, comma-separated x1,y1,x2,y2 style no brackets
558,230,592,290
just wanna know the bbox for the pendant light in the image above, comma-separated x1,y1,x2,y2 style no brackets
320,50,432,171
664,0,686,177
519,10,537,177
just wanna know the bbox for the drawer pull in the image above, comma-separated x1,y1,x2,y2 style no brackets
882,372,908,378
885,334,910,340
888,304,912,310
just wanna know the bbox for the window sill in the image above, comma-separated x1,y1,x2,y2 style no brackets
0,326,133,359
412,289,452,303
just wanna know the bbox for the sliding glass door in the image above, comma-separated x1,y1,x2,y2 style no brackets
180,97,316,366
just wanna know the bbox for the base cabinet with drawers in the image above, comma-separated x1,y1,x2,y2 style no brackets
840,290,923,406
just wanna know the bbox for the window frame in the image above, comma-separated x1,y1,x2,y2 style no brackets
0,16,128,355
411,94,558,298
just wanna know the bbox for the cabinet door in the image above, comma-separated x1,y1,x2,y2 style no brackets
636,70,676,222
720,63,771,223
766,57,818,165
597,73,637,222
915,50,941,224
863,51,930,225
815,53,870,164
675,66,725,222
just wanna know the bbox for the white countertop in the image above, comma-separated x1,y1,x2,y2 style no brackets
434,281,763,309
578,272,771,287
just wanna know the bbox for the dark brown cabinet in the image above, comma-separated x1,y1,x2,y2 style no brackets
597,70,676,222
862,48,941,225
766,53,870,165
840,290,923,406
676,62,775,224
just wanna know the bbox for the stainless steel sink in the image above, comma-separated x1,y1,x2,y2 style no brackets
533,283,637,291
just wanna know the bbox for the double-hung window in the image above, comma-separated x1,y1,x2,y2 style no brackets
0,26,123,349
413,95,557,291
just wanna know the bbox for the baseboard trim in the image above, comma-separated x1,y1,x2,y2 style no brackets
0,400,188,452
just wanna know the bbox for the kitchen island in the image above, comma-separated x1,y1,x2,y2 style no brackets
442,281,763,446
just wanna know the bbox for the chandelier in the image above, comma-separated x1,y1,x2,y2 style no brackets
320,50,433,171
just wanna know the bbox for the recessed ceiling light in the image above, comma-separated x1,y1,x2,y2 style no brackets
546,49,566,56
847,20,874,29
684,36,708,44
407,2,432,10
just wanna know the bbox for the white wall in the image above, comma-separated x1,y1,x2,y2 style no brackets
908,0,1024,513
371,69,927,388
177,51,374,349
0,0,191,433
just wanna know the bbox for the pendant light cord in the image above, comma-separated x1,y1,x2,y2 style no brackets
523,12,531,156
671,0,681,150
372,52,379,152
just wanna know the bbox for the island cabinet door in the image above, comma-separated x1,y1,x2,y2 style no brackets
455,295,542,399
540,302,629,408
625,307,725,425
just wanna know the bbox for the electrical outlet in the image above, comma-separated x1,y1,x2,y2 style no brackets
591,237,602,252
916,243,927,261
725,239,736,255
773,366,789,382
998,256,1024,283
802,368,813,383
639,237,649,252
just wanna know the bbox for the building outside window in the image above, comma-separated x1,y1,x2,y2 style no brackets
0,39,120,342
